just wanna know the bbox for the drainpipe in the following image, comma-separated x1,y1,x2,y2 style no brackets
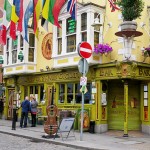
123,81,128,137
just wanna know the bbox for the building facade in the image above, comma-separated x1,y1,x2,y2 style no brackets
2,0,150,134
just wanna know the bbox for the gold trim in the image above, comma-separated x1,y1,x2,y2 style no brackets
74,57,81,62
16,66,23,70
58,59,68,64
6,68,13,72
27,66,34,70
93,55,100,61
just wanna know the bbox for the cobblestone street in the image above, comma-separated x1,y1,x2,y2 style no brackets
0,133,82,150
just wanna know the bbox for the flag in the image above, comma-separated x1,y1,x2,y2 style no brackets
3,0,12,26
0,25,6,45
67,0,77,20
17,0,23,32
52,0,66,28
10,0,19,40
42,0,50,20
22,0,33,42
48,0,56,24
33,0,42,37
108,0,120,12
41,0,48,31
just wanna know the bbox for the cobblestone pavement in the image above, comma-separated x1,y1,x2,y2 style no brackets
0,133,82,150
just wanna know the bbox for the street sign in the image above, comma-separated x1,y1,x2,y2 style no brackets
78,42,92,59
78,58,89,75
80,77,87,86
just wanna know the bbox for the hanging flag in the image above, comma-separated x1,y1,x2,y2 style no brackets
48,0,56,24
41,0,48,31
3,0,12,26
42,0,50,20
33,0,42,37
108,0,120,12
52,0,66,28
67,0,77,20
10,0,19,40
0,25,6,45
23,0,33,42
17,0,23,32
13,0,21,16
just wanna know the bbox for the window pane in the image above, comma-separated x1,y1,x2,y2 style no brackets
59,84,65,103
84,83,92,104
12,50,17,64
81,13,87,31
82,32,87,41
28,48,34,62
67,35,76,53
94,13,100,31
144,92,148,98
0,45,3,55
30,86,33,94
67,83,73,103
57,21,62,37
40,85,44,101
144,85,148,91
29,33,35,47
94,32,99,46
12,38,18,49
75,83,81,103
24,86,28,96
35,85,38,94
67,18,76,34
58,38,62,55
144,100,148,106
20,35,23,50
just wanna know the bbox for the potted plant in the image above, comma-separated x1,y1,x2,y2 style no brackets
94,43,113,56
115,0,144,31
142,46,150,57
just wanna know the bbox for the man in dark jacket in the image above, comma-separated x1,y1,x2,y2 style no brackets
20,96,31,128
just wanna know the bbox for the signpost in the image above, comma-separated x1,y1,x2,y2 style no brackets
77,42,92,141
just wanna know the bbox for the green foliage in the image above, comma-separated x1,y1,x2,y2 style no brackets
116,0,144,21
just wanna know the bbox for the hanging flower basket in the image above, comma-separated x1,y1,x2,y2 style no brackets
143,46,150,57
93,43,113,56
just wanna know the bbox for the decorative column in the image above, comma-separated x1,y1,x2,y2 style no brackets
123,81,128,137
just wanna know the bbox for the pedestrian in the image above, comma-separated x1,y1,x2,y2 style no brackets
0,99,4,119
20,96,31,128
30,96,38,127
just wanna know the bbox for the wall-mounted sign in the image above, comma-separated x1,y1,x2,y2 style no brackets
42,33,53,60
67,19,76,34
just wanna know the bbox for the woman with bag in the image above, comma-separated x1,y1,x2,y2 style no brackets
30,96,38,127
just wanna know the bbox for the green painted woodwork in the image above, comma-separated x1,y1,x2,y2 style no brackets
108,80,140,130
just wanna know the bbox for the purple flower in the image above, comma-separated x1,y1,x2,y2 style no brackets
145,46,150,51
93,43,113,54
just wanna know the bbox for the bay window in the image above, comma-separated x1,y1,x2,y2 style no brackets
12,37,18,64
57,21,62,55
81,13,87,41
28,33,35,62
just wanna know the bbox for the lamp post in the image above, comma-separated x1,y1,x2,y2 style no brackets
115,28,143,137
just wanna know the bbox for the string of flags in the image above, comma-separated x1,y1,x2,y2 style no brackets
0,0,77,45
0,0,118,46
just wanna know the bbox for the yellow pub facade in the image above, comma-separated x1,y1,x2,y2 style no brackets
2,0,150,134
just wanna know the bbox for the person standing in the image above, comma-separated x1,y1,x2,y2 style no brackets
0,99,4,119
20,96,31,128
30,96,38,127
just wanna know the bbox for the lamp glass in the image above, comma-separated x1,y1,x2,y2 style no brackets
123,37,133,59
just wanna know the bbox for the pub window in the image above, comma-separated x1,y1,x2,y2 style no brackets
57,21,62,55
59,84,65,103
81,13,87,41
144,85,148,120
28,33,35,62
24,86,28,97
12,37,18,64
66,18,76,53
40,85,44,102
58,83,92,104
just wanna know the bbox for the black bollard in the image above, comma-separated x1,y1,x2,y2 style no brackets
12,108,17,130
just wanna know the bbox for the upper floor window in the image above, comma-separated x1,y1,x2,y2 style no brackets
81,13,87,41
6,38,9,65
57,21,62,55
66,18,76,53
28,33,35,62
94,13,100,46
12,37,18,64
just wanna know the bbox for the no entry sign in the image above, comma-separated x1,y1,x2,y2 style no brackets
78,42,92,59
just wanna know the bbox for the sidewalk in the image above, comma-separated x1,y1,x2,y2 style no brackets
1,119,150,150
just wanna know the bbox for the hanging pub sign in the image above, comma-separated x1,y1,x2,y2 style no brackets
67,19,76,34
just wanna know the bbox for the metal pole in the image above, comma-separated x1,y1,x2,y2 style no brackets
80,58,86,141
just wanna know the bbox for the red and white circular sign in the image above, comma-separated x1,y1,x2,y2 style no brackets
78,42,92,59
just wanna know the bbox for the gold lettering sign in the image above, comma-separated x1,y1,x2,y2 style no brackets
99,69,113,77
139,68,150,77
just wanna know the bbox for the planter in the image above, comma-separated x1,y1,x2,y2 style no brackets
120,21,137,31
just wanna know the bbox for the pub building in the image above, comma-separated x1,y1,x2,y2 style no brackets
2,1,150,135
